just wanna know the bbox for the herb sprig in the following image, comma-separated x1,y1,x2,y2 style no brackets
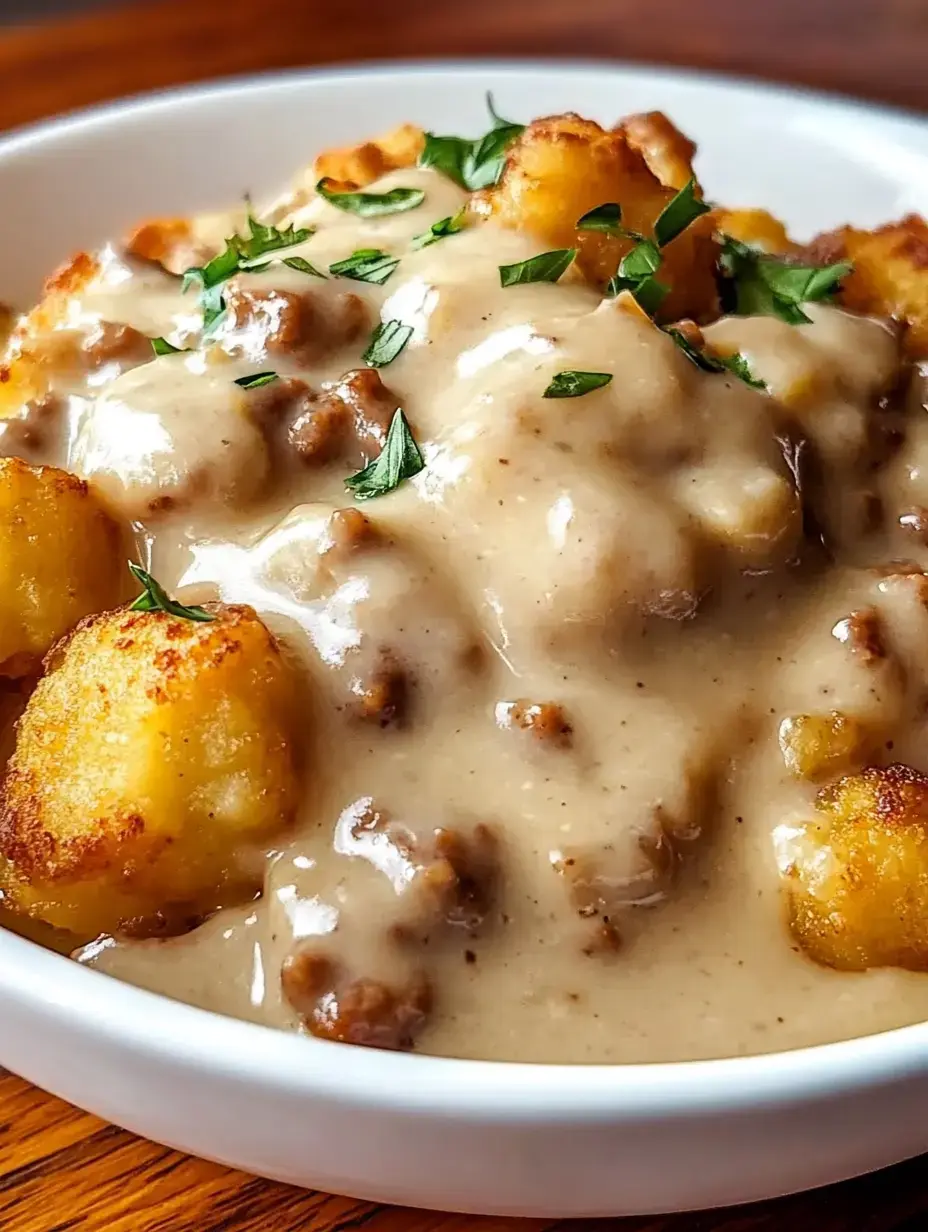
363,321,413,368
234,371,279,390
411,210,467,250
182,213,314,333
128,562,214,623
316,180,425,217
664,328,766,390
544,371,613,399
499,248,576,287
329,249,400,284
345,409,424,500
419,92,524,191
719,237,852,325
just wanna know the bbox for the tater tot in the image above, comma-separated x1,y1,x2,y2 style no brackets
780,764,928,970
0,457,126,678
0,603,300,937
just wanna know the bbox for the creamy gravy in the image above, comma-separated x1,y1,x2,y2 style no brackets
6,167,928,1062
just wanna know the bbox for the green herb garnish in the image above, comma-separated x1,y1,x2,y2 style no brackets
363,320,413,368
664,328,766,390
606,240,668,311
719,237,852,325
543,370,614,399
345,409,424,500
419,92,524,191
577,202,623,234
234,371,279,389
150,337,188,356
128,562,214,623
499,248,576,287
281,256,326,278
653,177,711,248
182,213,315,332
411,210,467,250
316,179,425,217
329,249,400,284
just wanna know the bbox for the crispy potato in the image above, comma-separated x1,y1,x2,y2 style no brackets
125,207,249,277
0,458,126,678
0,603,300,937
804,215,928,358
781,763,928,970
713,207,800,256
777,711,871,781
621,111,698,191
470,113,719,322
312,123,425,189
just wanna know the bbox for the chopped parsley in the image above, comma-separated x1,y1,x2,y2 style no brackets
664,328,766,390
150,337,188,356
419,92,524,191
315,179,425,217
363,320,413,368
577,202,623,235
653,177,711,248
411,209,467,250
345,409,424,500
128,562,214,623
329,249,400,284
182,212,314,333
281,256,326,278
234,371,279,389
543,371,614,399
499,248,576,287
719,237,853,325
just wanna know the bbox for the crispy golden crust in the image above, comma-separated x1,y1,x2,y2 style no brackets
621,111,698,191
804,215,928,358
783,763,928,970
777,711,872,781
713,207,800,255
0,458,126,678
0,603,300,937
470,113,719,323
312,124,425,190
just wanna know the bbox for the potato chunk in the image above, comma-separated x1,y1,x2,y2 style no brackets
470,113,719,322
312,123,425,189
805,215,928,358
0,458,125,678
780,764,928,970
0,604,300,937
777,711,871,781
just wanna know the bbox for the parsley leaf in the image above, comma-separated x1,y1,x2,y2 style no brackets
543,370,613,399
345,409,424,500
316,179,425,217
329,249,400,284
499,248,576,287
281,256,326,278
363,320,413,368
234,372,279,389
419,94,524,191
150,337,188,356
664,328,766,390
128,562,214,623
653,177,710,248
182,213,315,332
411,209,467,250
720,237,852,325
577,202,623,234
606,240,668,311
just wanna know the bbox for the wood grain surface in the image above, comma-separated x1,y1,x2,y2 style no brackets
1,0,927,1228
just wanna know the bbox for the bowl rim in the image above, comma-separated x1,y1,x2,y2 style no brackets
1,58,928,1120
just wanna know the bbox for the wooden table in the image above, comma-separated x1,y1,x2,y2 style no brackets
1,0,927,1227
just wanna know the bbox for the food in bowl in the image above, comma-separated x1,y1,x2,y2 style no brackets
1,100,928,1064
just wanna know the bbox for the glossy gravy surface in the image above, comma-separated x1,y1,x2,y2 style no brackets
9,169,928,1062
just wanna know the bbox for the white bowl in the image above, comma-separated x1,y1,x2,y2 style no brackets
1,62,928,1218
